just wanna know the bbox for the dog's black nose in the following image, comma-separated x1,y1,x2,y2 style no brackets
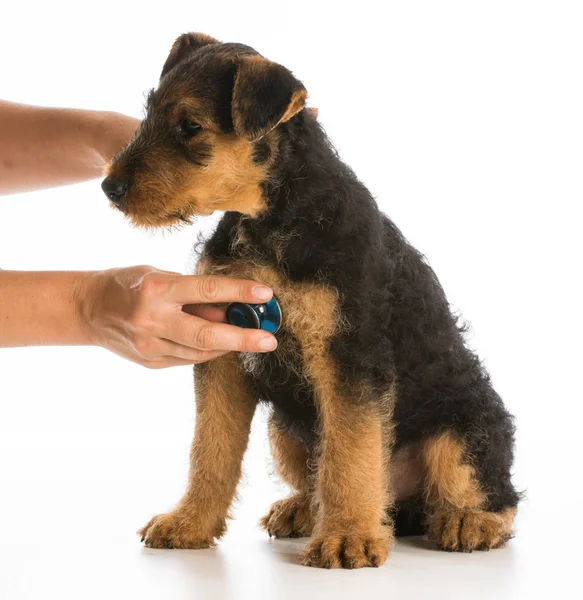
101,177,128,207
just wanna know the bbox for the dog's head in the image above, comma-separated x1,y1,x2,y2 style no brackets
102,33,307,227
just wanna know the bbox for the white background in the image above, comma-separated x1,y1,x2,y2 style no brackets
1,1,581,598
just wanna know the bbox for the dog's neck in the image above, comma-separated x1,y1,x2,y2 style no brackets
261,112,363,223
206,110,382,281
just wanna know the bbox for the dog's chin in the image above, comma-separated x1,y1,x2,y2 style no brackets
128,213,188,229
113,194,215,229
123,207,210,230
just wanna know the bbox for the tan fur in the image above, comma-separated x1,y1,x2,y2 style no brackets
138,353,256,548
428,506,516,552
199,257,394,568
119,132,271,228
194,257,516,560
110,33,519,566
304,400,394,568
268,419,312,492
421,431,516,551
380,385,398,507
107,52,304,227
422,431,486,510
260,421,315,538
197,257,344,383
261,494,315,539
191,134,270,216
168,97,219,130
280,87,308,123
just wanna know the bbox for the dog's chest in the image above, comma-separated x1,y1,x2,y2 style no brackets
196,251,338,434
237,327,307,396
239,336,319,447
238,351,267,378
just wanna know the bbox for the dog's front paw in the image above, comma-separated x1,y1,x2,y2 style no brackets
261,494,314,538
301,527,393,569
138,511,226,549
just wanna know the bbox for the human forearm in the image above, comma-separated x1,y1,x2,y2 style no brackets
0,270,91,346
0,267,277,366
0,100,140,195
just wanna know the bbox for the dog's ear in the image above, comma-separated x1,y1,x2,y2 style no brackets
161,33,220,79
231,55,307,141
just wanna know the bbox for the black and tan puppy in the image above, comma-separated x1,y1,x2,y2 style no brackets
103,33,520,569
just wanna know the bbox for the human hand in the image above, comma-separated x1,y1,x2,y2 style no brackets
78,266,277,368
95,111,141,164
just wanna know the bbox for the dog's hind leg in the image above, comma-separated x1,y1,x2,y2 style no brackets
139,353,257,549
421,431,517,552
261,420,315,538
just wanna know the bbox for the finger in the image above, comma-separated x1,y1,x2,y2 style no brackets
166,312,277,353
308,107,319,119
142,355,224,369
166,275,273,306
159,340,228,363
183,304,227,323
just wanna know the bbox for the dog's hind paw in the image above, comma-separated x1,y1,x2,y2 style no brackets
260,494,314,539
138,511,226,549
428,506,516,552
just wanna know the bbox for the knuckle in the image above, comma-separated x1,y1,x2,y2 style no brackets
198,276,220,301
139,274,156,295
193,325,215,350
140,272,169,297
136,265,156,277
134,337,154,359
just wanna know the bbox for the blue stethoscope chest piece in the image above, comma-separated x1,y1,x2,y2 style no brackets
226,297,282,334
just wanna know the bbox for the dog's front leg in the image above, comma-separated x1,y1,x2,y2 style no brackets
139,354,256,549
302,384,395,569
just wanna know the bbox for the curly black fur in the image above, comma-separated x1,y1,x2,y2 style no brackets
109,37,520,530
204,85,520,515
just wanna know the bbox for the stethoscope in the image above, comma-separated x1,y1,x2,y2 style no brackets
226,297,282,334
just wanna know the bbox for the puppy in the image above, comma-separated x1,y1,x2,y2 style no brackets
103,33,520,569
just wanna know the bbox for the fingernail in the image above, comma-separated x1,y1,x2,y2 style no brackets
258,336,277,352
253,286,273,302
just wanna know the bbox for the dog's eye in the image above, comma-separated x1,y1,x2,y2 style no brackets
178,119,202,138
